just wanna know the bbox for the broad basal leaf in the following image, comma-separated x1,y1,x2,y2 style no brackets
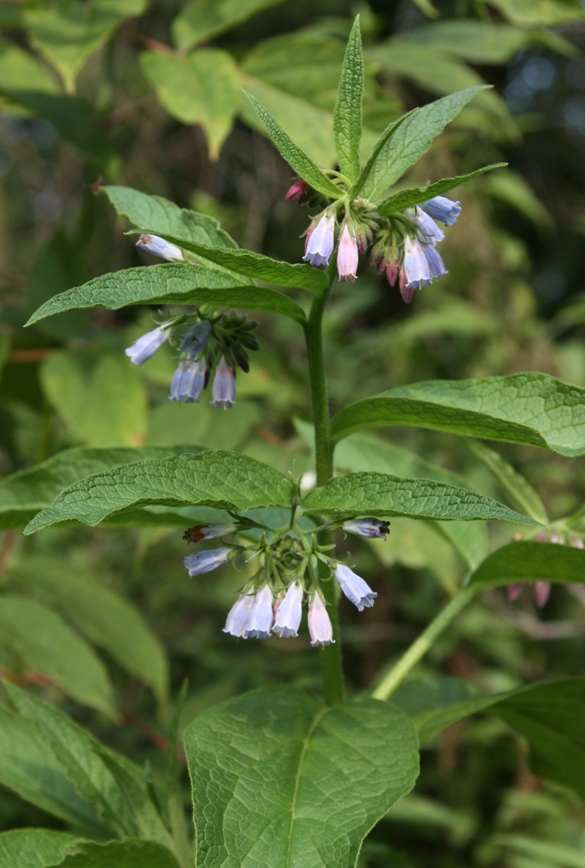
184,687,419,868
467,541,585,591
24,451,291,533
25,264,306,325
0,829,77,868
172,0,287,50
331,374,585,457
333,16,364,182
302,472,537,524
377,164,506,215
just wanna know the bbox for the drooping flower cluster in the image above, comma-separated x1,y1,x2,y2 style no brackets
287,175,461,302
125,244,259,408
182,515,390,647
507,530,584,608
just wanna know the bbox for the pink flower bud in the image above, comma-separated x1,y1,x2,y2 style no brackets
337,224,359,282
399,268,414,304
286,179,309,200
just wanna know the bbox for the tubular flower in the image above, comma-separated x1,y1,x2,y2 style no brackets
136,233,184,261
303,213,335,268
337,224,359,282
399,268,414,304
412,207,444,245
244,586,274,640
334,565,377,612
223,594,255,638
403,236,432,290
211,356,236,409
183,523,236,543
421,196,461,226
179,321,212,357
342,519,390,540
169,359,206,403
308,595,335,647
125,326,169,366
184,547,230,577
423,244,448,280
273,583,303,638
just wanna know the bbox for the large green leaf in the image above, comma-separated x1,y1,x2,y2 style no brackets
24,0,147,93
184,687,419,868
24,451,291,533
101,185,237,250
4,684,174,848
486,0,585,26
41,350,148,448
0,38,59,97
0,706,109,835
0,829,77,868
10,556,168,707
135,231,327,294
401,20,528,64
377,164,506,215
0,445,202,531
173,0,287,50
302,472,537,524
141,50,240,159
467,541,585,591
245,91,343,199
331,374,585,457
0,596,115,717
333,16,364,182
56,840,182,868
352,87,487,201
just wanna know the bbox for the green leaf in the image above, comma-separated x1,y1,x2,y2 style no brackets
184,687,419,868
353,86,488,201
24,451,291,533
24,0,147,93
331,374,585,458
10,556,168,707
411,0,440,16
464,440,548,525
0,829,78,868
401,20,528,64
101,185,237,250
377,164,507,215
57,841,182,868
0,38,59,97
244,91,343,199
172,0,287,50
482,169,553,231
302,472,537,524
26,264,306,325
0,705,109,834
333,16,364,182
0,445,202,531
41,350,148,448
140,50,240,159
467,541,585,591
4,684,174,848
136,231,326,294
0,597,115,716
486,0,585,26
487,835,585,868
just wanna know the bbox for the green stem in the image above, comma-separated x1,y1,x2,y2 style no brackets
304,284,344,706
371,586,476,701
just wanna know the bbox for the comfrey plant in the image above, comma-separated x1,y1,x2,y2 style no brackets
16,18,585,868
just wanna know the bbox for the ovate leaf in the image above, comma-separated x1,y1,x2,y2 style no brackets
333,16,364,182
467,541,585,591
302,472,537,524
331,374,585,457
184,687,419,868
378,164,506,215
141,50,240,159
24,451,291,533
0,829,77,868
173,0,287,50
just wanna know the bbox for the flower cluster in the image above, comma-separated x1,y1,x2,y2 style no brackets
507,530,584,608
125,244,259,409
288,177,460,303
182,517,390,647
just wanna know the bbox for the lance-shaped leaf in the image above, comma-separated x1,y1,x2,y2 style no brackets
24,451,291,533
0,829,78,868
352,86,488,201
331,374,585,457
377,163,507,215
245,91,343,199
101,185,238,250
184,687,419,868
302,472,537,524
333,16,364,182
0,445,203,531
135,231,328,293
25,264,307,326
466,541,585,591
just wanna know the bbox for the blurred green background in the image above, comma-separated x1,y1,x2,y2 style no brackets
1,0,585,864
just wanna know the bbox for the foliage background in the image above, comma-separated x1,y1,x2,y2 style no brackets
1,0,585,865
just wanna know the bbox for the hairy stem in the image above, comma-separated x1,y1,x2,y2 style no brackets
304,284,344,706
371,586,476,701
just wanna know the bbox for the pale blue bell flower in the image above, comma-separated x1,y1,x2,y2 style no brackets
125,326,169,366
423,244,448,279
244,586,274,640
223,594,255,638
169,358,206,402
403,235,432,290
334,564,377,612
308,594,335,647
211,356,236,409
342,519,390,540
136,233,184,261
184,547,230,576
273,583,303,638
421,196,461,227
413,207,444,244
303,213,335,268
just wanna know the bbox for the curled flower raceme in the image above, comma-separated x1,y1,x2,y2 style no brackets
125,325,169,366
136,233,184,262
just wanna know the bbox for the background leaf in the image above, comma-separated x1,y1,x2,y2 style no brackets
184,687,419,868
0,829,77,868
467,541,585,591
57,840,181,868
172,0,287,50
485,0,585,27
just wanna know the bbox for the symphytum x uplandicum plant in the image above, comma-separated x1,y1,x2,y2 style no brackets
14,15,585,868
